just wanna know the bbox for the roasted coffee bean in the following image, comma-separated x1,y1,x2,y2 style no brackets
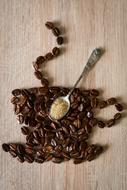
45,52,53,60
114,113,122,120
17,115,24,124
115,103,123,112
91,97,98,108
12,89,21,96
36,56,45,65
94,146,103,155
33,61,40,71
73,119,81,129
52,27,60,36
89,118,98,127
24,116,30,125
45,21,54,29
17,154,24,163
11,96,20,104
107,119,115,127
57,36,63,45
24,154,34,163
35,156,44,163
9,150,17,158
78,112,86,119
52,47,60,56
9,143,17,151
73,158,83,164
86,154,95,161
41,78,49,87
97,120,105,128
78,104,84,112
98,101,107,109
34,71,43,80
79,142,87,151
107,97,117,105
14,104,21,115
38,87,49,95
90,89,99,96
2,143,10,152
52,157,63,163
51,139,57,147
17,144,25,155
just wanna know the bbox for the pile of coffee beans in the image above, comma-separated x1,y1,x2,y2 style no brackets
2,22,124,164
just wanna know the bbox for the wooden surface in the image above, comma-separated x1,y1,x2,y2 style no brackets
0,0,127,190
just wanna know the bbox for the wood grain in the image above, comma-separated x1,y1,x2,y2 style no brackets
0,0,127,190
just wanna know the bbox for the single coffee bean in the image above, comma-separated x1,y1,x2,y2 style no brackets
2,143,10,152
45,52,53,60
38,87,49,95
52,27,60,36
114,113,122,120
35,156,44,163
11,96,20,104
98,101,107,109
17,144,25,155
107,119,115,127
73,158,83,164
73,119,81,129
89,118,98,127
17,154,24,163
115,103,123,112
107,97,117,105
45,21,54,29
57,36,63,45
9,150,17,158
33,62,39,71
12,89,21,96
91,97,98,108
9,143,17,151
52,157,63,163
97,120,105,128
52,47,60,56
36,56,45,65
78,103,84,112
90,89,99,96
24,154,34,163
17,115,24,124
34,71,43,80
25,147,35,155
41,78,49,87
14,104,21,115
86,154,95,161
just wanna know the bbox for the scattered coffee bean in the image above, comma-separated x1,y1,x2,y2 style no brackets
52,27,60,36
2,143,10,152
90,89,99,96
24,154,34,163
57,36,63,45
21,126,29,135
34,71,43,80
52,157,63,163
97,120,105,128
12,89,21,96
9,150,17,158
17,144,25,155
114,113,122,120
9,143,17,151
115,103,123,112
17,154,24,163
107,97,117,105
35,156,44,163
41,78,49,87
107,119,115,127
52,47,60,56
98,101,107,109
17,115,24,124
45,21,54,29
45,52,53,60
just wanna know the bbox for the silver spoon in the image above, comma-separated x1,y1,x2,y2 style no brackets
50,48,103,121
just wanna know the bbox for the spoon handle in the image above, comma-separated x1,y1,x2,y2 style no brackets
67,48,103,98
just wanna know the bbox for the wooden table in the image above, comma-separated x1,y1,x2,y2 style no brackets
0,0,127,190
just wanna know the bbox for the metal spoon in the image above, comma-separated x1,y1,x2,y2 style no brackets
50,48,103,121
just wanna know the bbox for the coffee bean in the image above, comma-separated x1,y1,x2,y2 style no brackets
35,156,44,163
52,157,63,163
98,101,107,109
52,47,60,56
73,158,83,164
89,118,98,127
52,27,60,36
24,154,34,163
33,62,39,71
38,87,49,95
91,97,98,108
36,56,45,65
25,147,35,155
9,150,17,158
2,143,10,152
14,104,21,115
45,52,53,60
34,71,43,80
41,78,49,87
17,144,25,155
78,104,84,112
90,89,99,96
57,36,63,45
97,120,105,128
114,113,122,120
107,119,115,127
115,103,123,112
12,89,21,96
9,143,17,151
45,21,54,29
107,97,117,105
17,115,24,124
17,154,24,163
73,119,81,129
11,97,20,104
